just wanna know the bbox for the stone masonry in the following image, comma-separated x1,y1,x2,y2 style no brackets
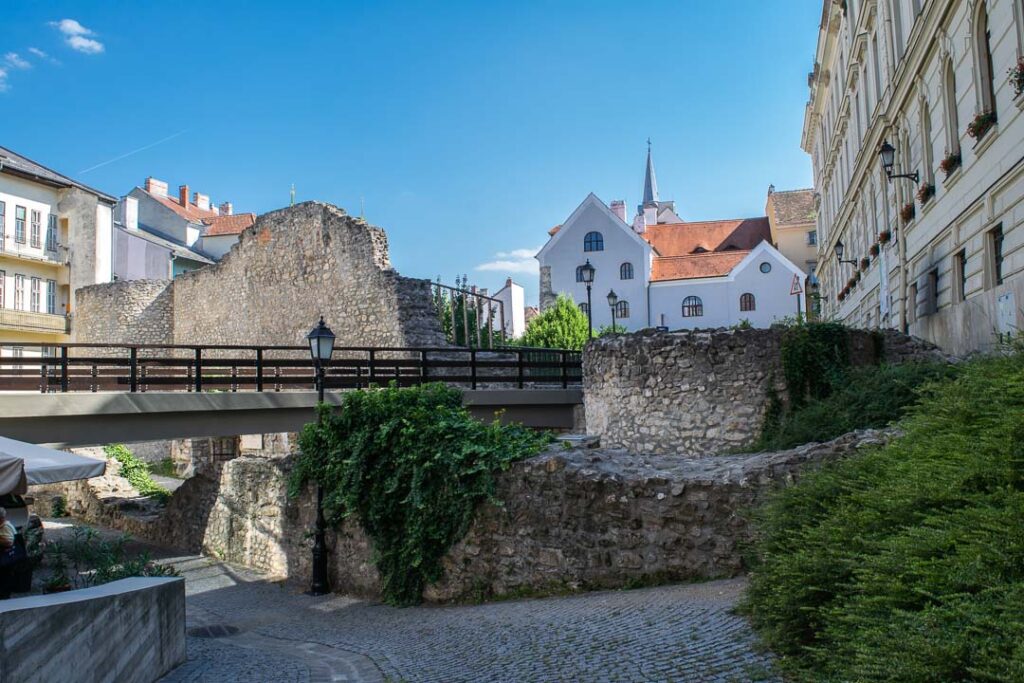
43,429,893,602
584,327,945,456
74,202,445,350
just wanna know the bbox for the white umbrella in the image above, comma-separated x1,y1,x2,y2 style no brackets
0,435,106,495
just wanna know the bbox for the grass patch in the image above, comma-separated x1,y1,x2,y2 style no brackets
740,350,1024,681
103,444,170,502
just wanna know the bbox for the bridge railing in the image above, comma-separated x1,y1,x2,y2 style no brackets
0,343,582,393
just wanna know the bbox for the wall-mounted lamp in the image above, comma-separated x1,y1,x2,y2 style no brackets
879,141,919,184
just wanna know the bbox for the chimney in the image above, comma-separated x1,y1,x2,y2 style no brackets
505,277,513,288
178,184,190,208
633,209,647,235
609,200,627,222
145,177,168,196
194,192,210,211
219,202,233,216
643,203,658,226
123,196,138,230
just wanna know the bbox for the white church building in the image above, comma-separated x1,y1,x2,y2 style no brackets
536,147,806,331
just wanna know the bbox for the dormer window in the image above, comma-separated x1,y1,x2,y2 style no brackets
584,231,604,252
692,246,708,254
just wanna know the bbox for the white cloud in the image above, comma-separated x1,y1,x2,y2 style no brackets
27,47,59,64
475,246,542,274
50,19,104,54
4,53,30,69
0,67,8,93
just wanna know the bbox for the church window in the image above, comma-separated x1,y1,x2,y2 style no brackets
584,231,604,252
740,293,756,312
682,296,703,318
619,262,634,280
614,301,630,318
973,1,997,116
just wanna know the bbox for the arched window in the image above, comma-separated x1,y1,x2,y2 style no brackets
682,296,704,318
740,293,756,312
974,1,997,115
943,59,960,156
920,97,934,184
583,231,604,252
614,301,630,318
578,302,589,315
619,262,634,280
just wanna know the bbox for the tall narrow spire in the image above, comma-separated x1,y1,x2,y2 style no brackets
642,138,659,205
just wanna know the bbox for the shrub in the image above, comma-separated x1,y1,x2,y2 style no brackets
289,383,552,606
103,445,169,502
742,352,1024,681
519,294,590,351
45,525,178,592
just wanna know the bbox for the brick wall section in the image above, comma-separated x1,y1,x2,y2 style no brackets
74,202,444,350
584,327,946,457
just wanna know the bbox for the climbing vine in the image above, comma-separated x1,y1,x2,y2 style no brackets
778,321,851,408
288,383,552,606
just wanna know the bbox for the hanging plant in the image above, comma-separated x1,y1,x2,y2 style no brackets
854,270,862,283
838,289,847,302
870,243,880,257
1009,56,1024,98
879,230,892,244
900,202,916,224
847,277,857,290
967,111,997,140
916,183,935,204
939,151,962,176
859,257,870,271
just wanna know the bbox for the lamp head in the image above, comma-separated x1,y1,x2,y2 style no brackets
306,316,336,365
878,140,896,176
579,259,595,284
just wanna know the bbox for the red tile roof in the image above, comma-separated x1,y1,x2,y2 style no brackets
147,190,220,222
650,251,750,281
202,213,256,237
643,217,771,282
768,189,816,226
548,224,562,236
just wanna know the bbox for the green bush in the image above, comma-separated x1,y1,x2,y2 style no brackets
289,383,552,606
103,444,170,501
45,525,178,592
519,294,590,350
741,351,1024,681
753,361,958,451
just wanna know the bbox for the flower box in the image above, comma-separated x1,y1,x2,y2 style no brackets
860,257,871,271
870,243,880,257
1010,57,1024,98
879,230,892,244
916,183,935,204
939,152,961,177
967,111,997,140
900,202,916,224
854,270,862,283
838,289,847,302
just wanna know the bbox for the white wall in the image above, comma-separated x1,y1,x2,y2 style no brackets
493,280,526,338
539,195,651,331
650,246,804,330
201,234,238,261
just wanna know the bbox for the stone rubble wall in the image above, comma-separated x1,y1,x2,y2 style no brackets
584,327,946,457
74,202,445,352
38,429,893,601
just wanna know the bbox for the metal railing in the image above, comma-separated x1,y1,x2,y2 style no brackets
0,343,582,393
431,282,507,348
0,309,70,334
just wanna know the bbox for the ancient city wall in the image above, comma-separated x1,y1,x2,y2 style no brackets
74,202,445,350
584,327,945,457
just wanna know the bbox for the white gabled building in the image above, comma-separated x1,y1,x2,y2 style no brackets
536,147,805,331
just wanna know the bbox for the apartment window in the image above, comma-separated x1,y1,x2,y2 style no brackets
740,293,756,312
583,231,604,252
29,210,41,248
30,277,41,312
46,214,58,251
46,279,57,314
953,249,967,303
920,99,934,184
619,262,634,280
682,296,704,318
14,274,25,310
14,206,26,243
925,268,939,315
614,300,630,319
989,225,1005,287
974,2,997,115
908,282,918,324
807,230,818,246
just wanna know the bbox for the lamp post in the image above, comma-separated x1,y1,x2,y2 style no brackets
579,259,595,338
607,289,618,333
306,316,335,596
834,240,860,268
878,140,919,183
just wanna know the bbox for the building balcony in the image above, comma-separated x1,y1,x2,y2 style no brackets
0,240,70,267
0,309,70,334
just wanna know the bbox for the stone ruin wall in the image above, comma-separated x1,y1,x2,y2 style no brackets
584,327,947,457
37,429,893,602
74,202,445,352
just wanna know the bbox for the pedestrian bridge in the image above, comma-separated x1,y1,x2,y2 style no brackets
0,343,584,447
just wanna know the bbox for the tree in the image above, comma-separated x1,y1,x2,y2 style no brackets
519,294,590,350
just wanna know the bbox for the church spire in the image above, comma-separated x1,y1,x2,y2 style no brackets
642,138,659,205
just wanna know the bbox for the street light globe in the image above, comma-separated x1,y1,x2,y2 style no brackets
606,289,618,307
878,141,896,175
306,316,336,364
579,259,595,284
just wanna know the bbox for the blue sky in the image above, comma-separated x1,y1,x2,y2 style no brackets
2,1,820,305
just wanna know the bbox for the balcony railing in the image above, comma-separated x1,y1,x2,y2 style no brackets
0,238,69,265
0,309,70,334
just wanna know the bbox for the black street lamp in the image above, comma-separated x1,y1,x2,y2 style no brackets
607,289,618,332
878,140,919,183
834,240,859,268
306,315,335,596
579,259,595,338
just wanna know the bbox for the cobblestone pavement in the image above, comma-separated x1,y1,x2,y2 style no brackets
159,555,778,683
